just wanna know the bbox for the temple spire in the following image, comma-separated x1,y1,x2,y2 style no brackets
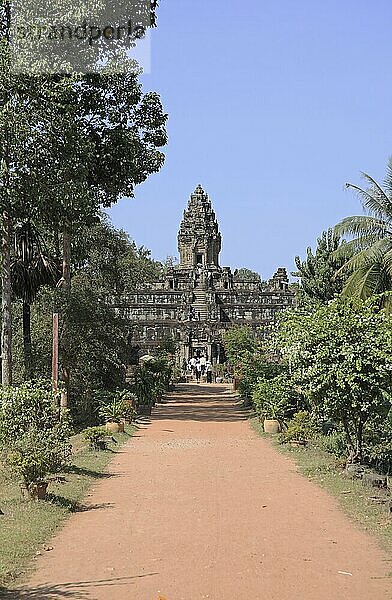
178,185,221,269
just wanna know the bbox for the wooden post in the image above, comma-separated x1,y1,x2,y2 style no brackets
52,312,59,394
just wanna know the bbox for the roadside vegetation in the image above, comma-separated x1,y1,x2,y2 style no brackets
224,160,392,553
0,424,135,589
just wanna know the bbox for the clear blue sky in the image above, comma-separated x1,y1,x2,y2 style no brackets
109,0,392,279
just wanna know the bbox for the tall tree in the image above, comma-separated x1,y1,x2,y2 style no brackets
334,159,392,308
0,73,166,390
293,229,349,305
277,298,392,463
11,221,60,379
73,218,161,295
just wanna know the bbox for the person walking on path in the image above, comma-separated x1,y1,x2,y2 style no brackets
195,359,202,383
206,360,213,383
189,356,196,378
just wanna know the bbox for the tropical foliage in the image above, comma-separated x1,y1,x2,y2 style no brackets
334,160,392,308
293,228,349,305
277,298,392,463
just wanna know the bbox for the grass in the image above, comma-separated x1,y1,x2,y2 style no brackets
251,418,392,557
0,424,136,590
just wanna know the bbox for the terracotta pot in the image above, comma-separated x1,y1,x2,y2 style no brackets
28,481,48,500
106,421,121,434
263,419,281,434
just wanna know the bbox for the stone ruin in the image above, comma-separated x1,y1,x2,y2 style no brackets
112,185,294,366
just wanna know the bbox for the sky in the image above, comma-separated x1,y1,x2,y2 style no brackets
108,0,392,280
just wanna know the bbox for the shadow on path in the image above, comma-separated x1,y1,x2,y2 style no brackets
153,383,250,423
1,574,159,600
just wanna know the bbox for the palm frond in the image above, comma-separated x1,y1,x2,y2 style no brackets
342,262,385,300
383,158,392,199
359,170,392,216
336,238,392,276
333,235,383,260
334,215,390,239
346,169,392,218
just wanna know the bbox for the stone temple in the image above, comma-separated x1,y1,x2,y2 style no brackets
115,185,294,366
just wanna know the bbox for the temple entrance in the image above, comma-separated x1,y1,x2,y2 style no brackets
191,347,208,360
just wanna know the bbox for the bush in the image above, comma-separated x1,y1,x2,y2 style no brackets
367,441,392,474
317,430,347,458
0,381,71,498
5,427,71,490
252,375,292,421
0,381,61,444
82,426,110,451
113,390,137,422
280,411,318,444
98,399,125,423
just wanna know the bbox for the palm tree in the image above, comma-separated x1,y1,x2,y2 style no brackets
334,159,392,308
11,221,61,379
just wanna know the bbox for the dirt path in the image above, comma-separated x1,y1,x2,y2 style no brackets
18,384,391,599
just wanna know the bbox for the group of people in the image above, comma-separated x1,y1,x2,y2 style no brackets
188,355,213,383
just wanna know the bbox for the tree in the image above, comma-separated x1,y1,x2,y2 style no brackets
0,2,167,390
10,218,163,425
233,268,261,282
223,326,259,368
334,159,392,308
11,221,60,379
73,217,161,295
223,326,281,399
277,298,392,463
293,229,349,305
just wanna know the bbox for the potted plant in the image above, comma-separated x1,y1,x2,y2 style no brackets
99,400,126,433
280,411,317,447
6,428,71,500
252,376,290,434
82,426,110,451
114,391,138,423
133,365,156,415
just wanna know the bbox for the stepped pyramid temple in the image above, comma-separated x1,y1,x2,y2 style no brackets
115,185,294,366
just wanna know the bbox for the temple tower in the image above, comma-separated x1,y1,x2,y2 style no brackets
178,184,222,270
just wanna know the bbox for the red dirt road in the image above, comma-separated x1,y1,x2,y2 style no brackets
21,384,391,599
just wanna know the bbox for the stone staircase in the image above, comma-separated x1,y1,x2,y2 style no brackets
192,287,208,321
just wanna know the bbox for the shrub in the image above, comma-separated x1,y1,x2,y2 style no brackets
82,426,110,451
114,390,138,422
367,441,392,475
252,375,291,421
280,411,318,444
0,381,61,444
317,430,347,458
132,365,156,406
0,381,71,499
98,399,125,423
5,427,71,491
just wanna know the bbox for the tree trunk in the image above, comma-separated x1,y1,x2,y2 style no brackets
341,417,357,464
355,420,364,464
60,221,71,410
22,302,32,380
1,211,12,386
